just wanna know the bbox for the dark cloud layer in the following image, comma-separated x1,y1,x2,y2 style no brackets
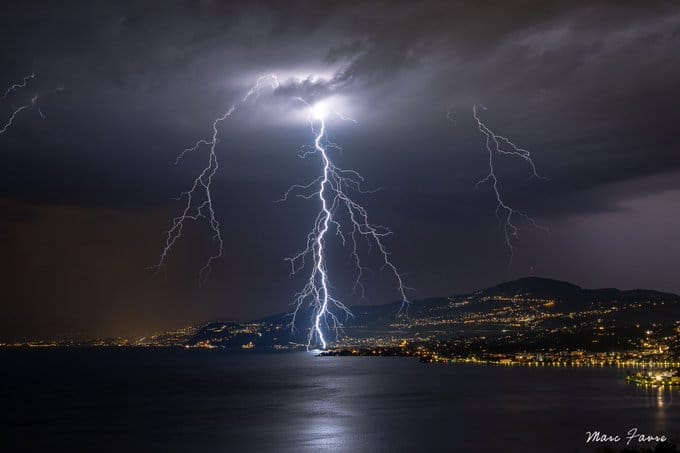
1,1,680,338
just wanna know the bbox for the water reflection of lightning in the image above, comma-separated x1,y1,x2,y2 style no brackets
153,74,279,284
1,73,39,136
282,102,411,349
472,104,548,263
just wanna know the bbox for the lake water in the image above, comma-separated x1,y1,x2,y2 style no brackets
1,349,678,452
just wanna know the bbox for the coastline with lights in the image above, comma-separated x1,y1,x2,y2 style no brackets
3,277,679,390
0,277,680,387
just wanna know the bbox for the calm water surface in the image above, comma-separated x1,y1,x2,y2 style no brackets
1,349,678,452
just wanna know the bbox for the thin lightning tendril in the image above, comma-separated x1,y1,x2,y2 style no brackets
1,73,42,136
2,73,35,99
472,104,548,263
282,104,411,349
153,74,279,284
0,104,31,135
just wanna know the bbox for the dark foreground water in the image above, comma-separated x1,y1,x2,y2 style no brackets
1,349,678,452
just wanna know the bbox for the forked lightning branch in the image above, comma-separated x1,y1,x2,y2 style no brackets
155,75,411,349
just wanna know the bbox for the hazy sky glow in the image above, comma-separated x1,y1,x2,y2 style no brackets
1,1,680,338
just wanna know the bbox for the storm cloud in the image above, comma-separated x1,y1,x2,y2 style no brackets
1,0,679,338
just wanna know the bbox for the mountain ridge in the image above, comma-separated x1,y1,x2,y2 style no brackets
475,276,678,299
252,276,679,324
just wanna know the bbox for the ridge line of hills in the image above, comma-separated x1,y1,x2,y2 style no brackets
246,276,678,324
181,277,680,351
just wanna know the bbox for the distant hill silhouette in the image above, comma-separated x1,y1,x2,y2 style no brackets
478,276,677,301
477,277,582,297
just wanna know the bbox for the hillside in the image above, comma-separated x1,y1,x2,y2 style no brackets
187,277,680,351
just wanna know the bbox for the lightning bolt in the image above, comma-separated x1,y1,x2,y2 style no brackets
153,74,279,284
2,72,35,99
471,104,548,263
1,94,45,136
282,101,411,349
154,73,409,346
1,73,40,136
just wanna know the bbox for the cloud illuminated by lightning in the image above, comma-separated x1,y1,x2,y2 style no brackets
153,74,279,284
471,104,548,263
282,99,411,349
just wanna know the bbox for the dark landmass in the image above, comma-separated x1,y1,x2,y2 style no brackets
5,277,679,365
180,277,680,363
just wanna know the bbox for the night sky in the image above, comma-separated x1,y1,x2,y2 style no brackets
2,1,679,339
